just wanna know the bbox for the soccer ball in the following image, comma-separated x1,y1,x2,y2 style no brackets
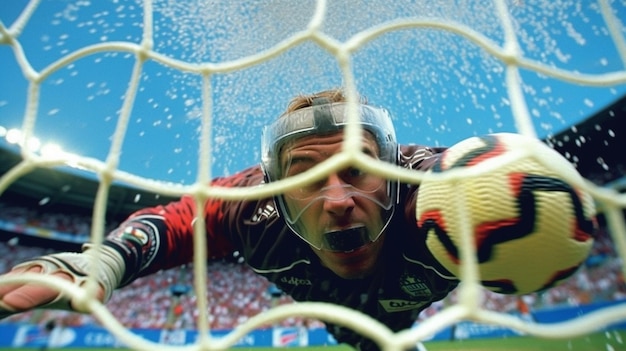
416,133,596,295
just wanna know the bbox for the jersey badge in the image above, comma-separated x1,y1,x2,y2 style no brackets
400,272,432,298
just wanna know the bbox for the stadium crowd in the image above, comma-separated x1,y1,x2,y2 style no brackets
0,200,624,331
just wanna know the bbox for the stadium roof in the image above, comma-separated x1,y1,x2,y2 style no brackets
0,149,178,219
547,93,626,189
0,94,624,218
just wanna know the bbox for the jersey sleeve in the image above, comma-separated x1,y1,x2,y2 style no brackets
99,165,265,287
398,144,446,239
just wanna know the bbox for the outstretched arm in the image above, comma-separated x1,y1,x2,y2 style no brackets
0,166,258,319
0,199,199,319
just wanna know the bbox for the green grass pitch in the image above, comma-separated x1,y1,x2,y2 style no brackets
2,330,624,351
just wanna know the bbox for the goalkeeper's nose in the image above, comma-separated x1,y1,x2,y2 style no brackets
321,175,356,216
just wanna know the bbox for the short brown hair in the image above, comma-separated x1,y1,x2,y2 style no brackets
282,88,368,115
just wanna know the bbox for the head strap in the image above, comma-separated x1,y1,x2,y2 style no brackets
312,97,336,134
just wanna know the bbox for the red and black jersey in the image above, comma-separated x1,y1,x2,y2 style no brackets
103,144,459,351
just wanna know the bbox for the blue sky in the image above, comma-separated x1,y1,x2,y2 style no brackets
1,0,625,185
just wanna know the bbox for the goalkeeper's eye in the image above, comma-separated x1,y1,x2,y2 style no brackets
344,167,366,179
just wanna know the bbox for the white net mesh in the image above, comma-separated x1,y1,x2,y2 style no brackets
1,0,626,350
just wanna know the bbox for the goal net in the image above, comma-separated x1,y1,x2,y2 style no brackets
0,0,625,350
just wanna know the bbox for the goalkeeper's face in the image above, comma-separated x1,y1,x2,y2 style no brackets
279,132,393,279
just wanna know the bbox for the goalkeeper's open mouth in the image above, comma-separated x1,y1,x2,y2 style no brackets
321,226,372,253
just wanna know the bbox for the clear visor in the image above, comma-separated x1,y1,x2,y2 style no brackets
283,161,385,201
283,182,394,221
279,184,395,251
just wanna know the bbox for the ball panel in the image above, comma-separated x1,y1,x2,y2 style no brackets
434,134,506,171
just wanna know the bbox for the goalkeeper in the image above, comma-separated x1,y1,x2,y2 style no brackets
0,88,459,351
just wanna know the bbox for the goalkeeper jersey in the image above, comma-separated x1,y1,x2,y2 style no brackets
103,144,459,351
